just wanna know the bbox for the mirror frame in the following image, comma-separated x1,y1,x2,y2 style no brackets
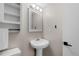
28,8,43,32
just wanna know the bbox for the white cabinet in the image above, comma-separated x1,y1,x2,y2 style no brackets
0,3,20,32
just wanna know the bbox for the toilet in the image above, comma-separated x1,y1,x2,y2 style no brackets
0,48,21,56
0,29,21,56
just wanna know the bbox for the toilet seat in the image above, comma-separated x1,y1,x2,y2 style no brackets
0,48,21,56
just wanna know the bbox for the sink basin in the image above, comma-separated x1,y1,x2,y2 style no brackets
30,38,49,56
30,39,49,48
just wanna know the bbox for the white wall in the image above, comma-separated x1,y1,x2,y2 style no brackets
43,4,63,56
63,4,79,56
43,3,79,56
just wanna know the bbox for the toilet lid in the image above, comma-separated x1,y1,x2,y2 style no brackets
0,48,21,56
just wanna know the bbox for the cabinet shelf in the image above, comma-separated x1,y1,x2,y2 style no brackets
9,29,20,32
0,20,20,24
5,3,20,9
4,11,20,17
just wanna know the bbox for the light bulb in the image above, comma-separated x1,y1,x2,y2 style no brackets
40,9,42,12
31,4,36,8
36,6,40,10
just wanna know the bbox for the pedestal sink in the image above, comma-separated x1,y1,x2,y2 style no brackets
30,38,49,56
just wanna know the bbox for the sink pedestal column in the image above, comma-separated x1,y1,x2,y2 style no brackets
36,48,43,56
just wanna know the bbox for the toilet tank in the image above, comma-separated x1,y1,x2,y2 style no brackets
0,28,8,50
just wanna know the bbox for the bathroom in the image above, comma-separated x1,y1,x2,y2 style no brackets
0,3,79,56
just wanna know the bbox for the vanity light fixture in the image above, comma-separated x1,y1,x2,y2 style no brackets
30,4,43,12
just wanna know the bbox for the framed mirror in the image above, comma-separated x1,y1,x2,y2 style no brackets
28,8,43,32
